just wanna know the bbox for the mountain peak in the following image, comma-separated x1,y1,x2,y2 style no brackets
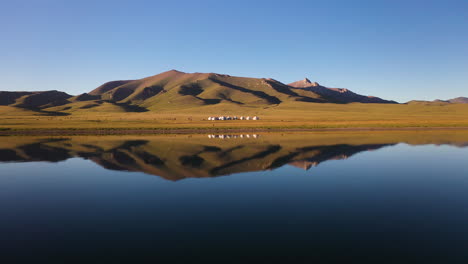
288,78,320,88
167,69,185,74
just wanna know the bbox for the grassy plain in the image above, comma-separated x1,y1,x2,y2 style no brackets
1,102,468,133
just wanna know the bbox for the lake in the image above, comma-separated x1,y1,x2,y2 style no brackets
1,131,468,263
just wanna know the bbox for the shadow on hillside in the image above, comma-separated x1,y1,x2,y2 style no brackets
179,84,203,96
21,107,72,116
111,102,149,112
11,104,71,116
209,78,282,105
39,110,71,116
178,83,239,105
265,80,324,103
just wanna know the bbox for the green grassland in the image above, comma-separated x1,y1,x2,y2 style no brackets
1,102,468,132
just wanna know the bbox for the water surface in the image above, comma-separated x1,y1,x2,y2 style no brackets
1,132,468,263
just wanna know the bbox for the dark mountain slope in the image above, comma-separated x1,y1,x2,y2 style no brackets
0,91,72,109
288,78,397,104
0,91,33,105
89,80,134,96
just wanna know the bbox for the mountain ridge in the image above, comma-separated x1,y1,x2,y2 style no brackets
3,70,464,114
288,79,397,104
407,97,468,105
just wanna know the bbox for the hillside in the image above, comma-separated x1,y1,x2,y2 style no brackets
85,70,399,108
83,70,329,110
448,97,468,104
0,91,72,109
0,70,400,114
288,78,397,104
407,97,468,105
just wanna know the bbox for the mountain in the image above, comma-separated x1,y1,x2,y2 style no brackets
84,70,329,109
288,78,397,104
0,70,400,114
288,78,321,88
448,97,468,104
87,71,397,108
407,97,468,105
0,90,72,109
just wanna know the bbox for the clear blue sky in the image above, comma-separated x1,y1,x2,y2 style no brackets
1,0,467,102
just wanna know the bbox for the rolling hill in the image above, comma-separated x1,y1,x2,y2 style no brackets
0,70,403,114
84,70,328,109
0,90,72,109
407,97,468,105
448,97,468,104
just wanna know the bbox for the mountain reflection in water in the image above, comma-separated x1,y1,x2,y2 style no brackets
1,132,467,181
2,132,468,263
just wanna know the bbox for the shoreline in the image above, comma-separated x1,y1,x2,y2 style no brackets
2,126,468,136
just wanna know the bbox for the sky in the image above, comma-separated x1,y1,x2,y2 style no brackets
1,0,467,103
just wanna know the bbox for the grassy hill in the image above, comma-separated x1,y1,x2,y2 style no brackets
1,70,467,131
448,97,468,104
0,70,398,114
84,70,330,110
407,97,468,105
0,91,72,110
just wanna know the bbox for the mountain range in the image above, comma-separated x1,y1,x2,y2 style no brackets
287,78,395,104
0,70,397,113
0,70,465,114
408,97,468,105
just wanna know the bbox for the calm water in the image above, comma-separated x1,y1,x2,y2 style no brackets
1,133,468,263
